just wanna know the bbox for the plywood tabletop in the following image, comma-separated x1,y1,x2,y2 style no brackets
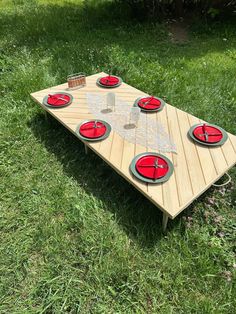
31,72,236,219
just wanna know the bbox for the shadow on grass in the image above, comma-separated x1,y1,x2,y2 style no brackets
29,112,186,246
1,1,236,76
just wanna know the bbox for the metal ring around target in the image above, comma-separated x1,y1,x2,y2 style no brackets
130,152,174,184
188,123,228,147
43,92,73,108
76,119,112,142
96,75,122,88
133,96,165,112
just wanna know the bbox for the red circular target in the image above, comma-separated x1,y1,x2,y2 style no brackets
47,93,71,107
79,121,107,139
193,124,223,144
99,76,120,87
135,155,169,180
137,97,161,110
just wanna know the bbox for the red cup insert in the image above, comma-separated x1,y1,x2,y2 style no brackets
79,121,107,139
138,97,161,110
193,124,223,143
135,155,169,180
47,94,71,107
99,76,119,86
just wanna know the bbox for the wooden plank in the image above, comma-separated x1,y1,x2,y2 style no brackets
146,112,163,206
187,114,217,184
199,118,228,174
120,136,152,203
121,138,135,177
109,132,124,168
228,133,236,153
157,106,180,214
220,136,236,166
55,112,92,118
58,116,93,127
88,140,102,152
177,109,205,194
134,125,149,193
99,131,114,160
166,105,194,205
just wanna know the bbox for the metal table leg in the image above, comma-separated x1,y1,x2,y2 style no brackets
162,213,169,232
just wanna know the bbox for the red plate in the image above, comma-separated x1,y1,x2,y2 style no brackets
99,75,119,87
79,121,107,139
135,155,169,180
193,124,223,143
138,97,161,110
47,93,71,107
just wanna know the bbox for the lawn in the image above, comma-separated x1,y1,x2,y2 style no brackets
0,0,236,313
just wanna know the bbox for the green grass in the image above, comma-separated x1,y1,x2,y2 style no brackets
0,0,236,313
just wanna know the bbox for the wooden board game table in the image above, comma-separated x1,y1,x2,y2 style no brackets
31,72,236,231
